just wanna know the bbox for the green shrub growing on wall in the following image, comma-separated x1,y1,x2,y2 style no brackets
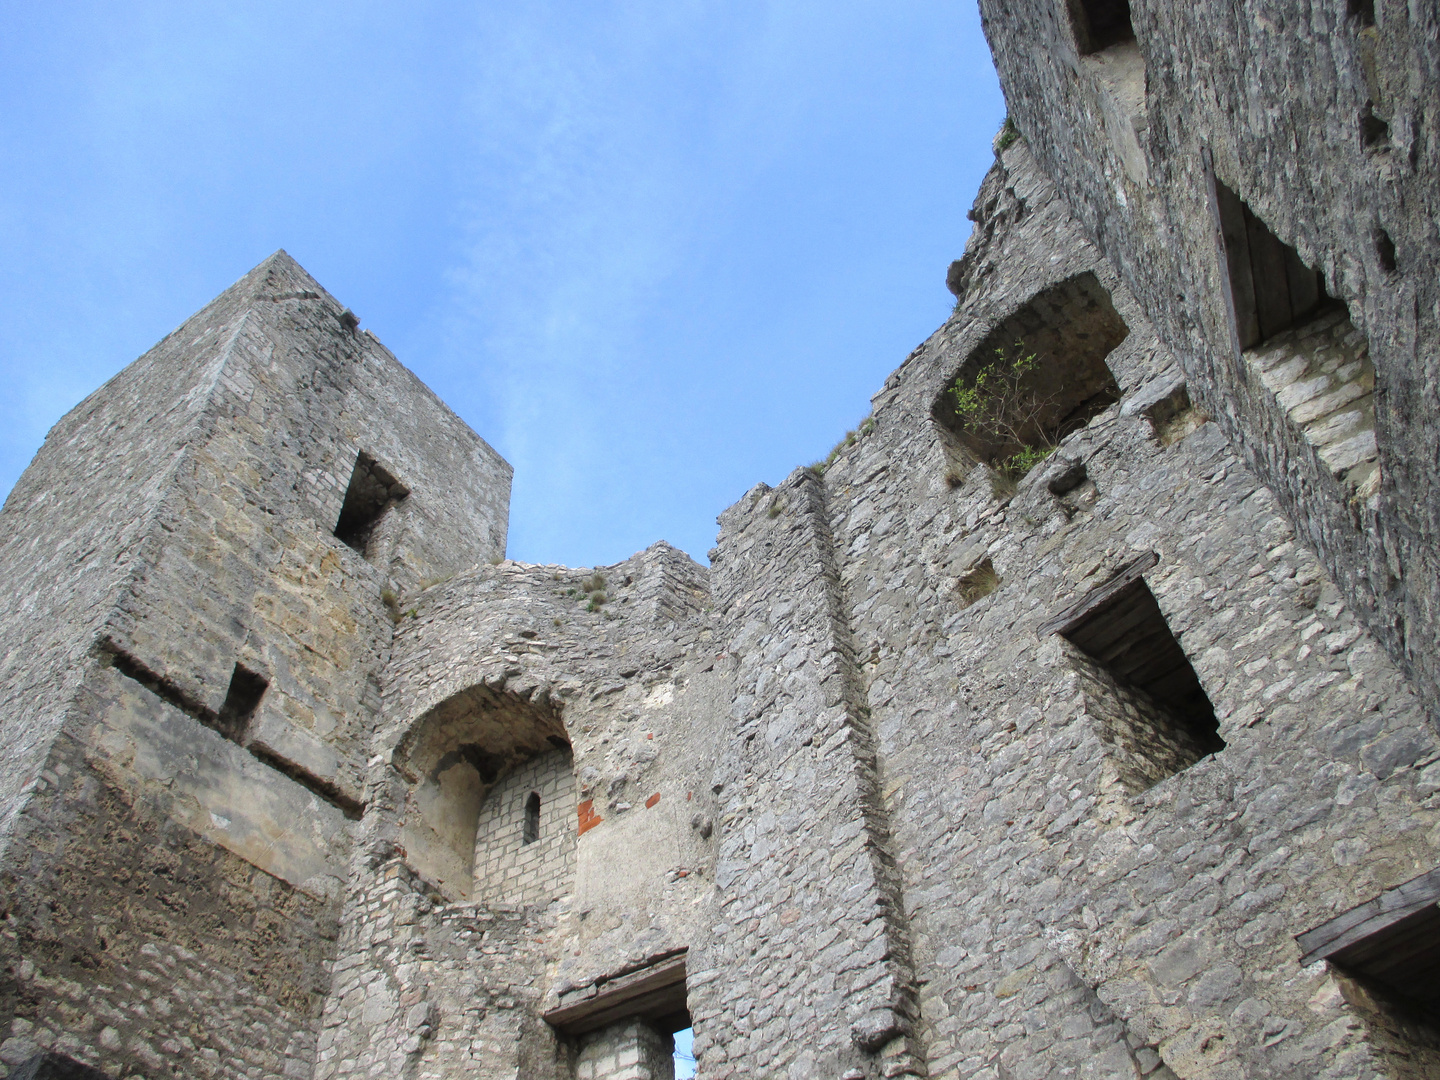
948,340,1058,484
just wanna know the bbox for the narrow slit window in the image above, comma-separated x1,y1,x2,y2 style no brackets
334,451,409,554
1043,555,1223,792
215,664,268,742
523,791,541,845
1070,0,1135,54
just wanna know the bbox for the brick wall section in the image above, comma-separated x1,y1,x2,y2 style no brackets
977,0,1440,715
575,1021,674,1080
472,748,578,905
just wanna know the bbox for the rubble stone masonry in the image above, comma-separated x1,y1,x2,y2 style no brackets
2,2,1439,1078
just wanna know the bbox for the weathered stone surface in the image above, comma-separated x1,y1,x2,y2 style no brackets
1,4,1439,1078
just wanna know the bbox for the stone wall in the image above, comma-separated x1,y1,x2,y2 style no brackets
806,141,1440,1080
976,0,1440,717
2,49,1439,1075
685,471,923,1080
472,748,578,906
0,251,516,1079
575,1022,674,1080
313,858,567,1080
0,731,338,1080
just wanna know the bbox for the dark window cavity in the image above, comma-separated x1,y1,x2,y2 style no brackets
1347,0,1376,27
1214,180,1342,350
1299,867,1440,1034
1069,0,1135,54
216,664,268,742
523,791,541,845
334,451,410,554
1043,554,1223,792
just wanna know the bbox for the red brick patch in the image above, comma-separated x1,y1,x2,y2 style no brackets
578,799,603,835
645,792,661,809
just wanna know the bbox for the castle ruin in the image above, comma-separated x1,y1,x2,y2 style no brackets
2,0,1439,1077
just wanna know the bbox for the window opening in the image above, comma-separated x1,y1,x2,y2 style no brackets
334,451,409,554
102,644,360,817
674,1027,696,1079
1347,0,1376,27
957,559,1001,607
1070,0,1135,54
1209,173,1380,500
214,664,268,742
1214,179,1337,350
523,791,541,845
933,272,1126,486
1298,868,1440,1058
1042,554,1223,792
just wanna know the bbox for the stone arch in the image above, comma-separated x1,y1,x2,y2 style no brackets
932,271,1127,471
392,682,573,901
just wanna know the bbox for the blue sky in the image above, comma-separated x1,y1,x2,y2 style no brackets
0,2,1003,568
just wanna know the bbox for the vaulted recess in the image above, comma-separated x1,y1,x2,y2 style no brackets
933,272,1126,471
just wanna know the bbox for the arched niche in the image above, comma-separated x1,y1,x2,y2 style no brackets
393,683,571,900
932,272,1127,469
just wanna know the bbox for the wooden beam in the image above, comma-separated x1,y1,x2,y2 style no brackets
543,953,689,1036
1295,867,1440,967
1037,552,1160,639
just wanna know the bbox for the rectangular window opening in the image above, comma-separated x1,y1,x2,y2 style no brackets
1210,174,1380,498
1214,179,1343,351
1298,868,1440,1062
1044,555,1223,792
216,663,268,742
334,451,410,555
1071,0,1135,54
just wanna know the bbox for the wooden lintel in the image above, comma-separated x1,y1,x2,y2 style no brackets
1295,867,1440,967
1037,551,1160,639
543,953,689,1036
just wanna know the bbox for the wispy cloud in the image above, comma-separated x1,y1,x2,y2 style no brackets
0,1,1002,565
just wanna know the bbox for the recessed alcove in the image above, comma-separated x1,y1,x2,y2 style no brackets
932,272,1126,478
1042,554,1223,792
1214,179,1338,351
215,663,268,742
1298,868,1440,1067
1069,0,1135,54
394,684,575,901
1212,179,1381,499
334,450,409,556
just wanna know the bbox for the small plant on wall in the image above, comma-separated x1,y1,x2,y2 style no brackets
948,340,1059,485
